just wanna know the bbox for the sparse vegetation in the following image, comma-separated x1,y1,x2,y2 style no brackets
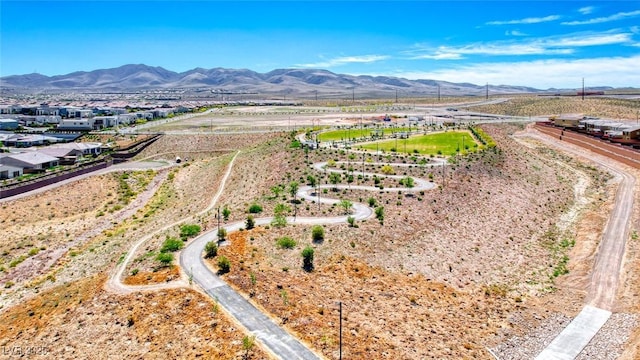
301,246,314,272
160,237,184,253
204,241,218,258
276,237,297,249
217,256,231,274
311,225,324,243
179,224,201,240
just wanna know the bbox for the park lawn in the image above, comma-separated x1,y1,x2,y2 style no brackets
358,131,479,156
318,126,417,142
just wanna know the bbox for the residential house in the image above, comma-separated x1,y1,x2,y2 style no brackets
0,152,59,172
0,164,23,179
57,118,94,131
0,119,19,130
36,106,60,116
2,134,62,147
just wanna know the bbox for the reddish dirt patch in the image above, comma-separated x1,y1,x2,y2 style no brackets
215,229,517,359
0,274,270,359
123,265,181,285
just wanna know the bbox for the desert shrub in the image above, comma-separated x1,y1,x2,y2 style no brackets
347,216,356,227
217,228,227,241
368,197,376,206
222,206,231,221
248,203,263,213
156,252,174,266
375,206,384,224
180,224,201,240
381,165,395,175
276,237,297,249
204,241,218,258
311,225,324,242
160,237,183,253
302,246,314,272
217,256,231,274
245,215,255,230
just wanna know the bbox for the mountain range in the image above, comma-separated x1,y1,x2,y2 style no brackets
0,64,586,96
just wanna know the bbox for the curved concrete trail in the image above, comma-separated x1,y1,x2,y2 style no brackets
517,128,636,360
179,159,440,360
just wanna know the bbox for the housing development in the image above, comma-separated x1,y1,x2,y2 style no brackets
0,78,639,359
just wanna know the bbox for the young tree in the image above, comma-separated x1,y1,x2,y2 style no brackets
271,185,284,199
204,241,218,258
301,246,314,272
245,215,255,230
222,206,231,221
243,335,256,359
375,206,384,224
217,256,230,274
289,181,299,199
311,225,324,243
217,228,227,242
401,176,415,189
271,203,290,228
306,174,317,187
339,199,353,214
329,172,341,190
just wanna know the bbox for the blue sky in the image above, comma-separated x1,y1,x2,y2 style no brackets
1,1,639,89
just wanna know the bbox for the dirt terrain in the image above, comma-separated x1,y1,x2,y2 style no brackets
1,98,639,359
0,274,269,359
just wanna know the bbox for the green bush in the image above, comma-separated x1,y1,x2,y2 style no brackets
375,206,384,224
180,224,201,240
204,241,218,258
156,252,174,266
302,246,314,272
222,206,231,221
248,203,263,214
367,197,376,207
311,225,324,243
276,237,297,249
160,237,184,253
217,256,231,274
217,228,227,241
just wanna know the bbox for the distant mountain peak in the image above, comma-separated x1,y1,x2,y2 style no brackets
0,64,544,96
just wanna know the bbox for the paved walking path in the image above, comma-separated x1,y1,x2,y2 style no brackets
521,128,636,360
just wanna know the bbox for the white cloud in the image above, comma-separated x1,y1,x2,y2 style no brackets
406,31,631,59
562,10,640,25
387,55,640,89
579,6,595,15
505,30,528,36
486,15,561,26
297,55,389,68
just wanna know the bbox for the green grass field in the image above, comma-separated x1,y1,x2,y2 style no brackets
358,131,479,156
318,126,419,142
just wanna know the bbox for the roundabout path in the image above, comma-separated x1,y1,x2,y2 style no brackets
180,159,439,360
108,147,441,359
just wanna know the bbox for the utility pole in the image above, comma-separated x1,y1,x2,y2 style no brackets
352,88,355,103
582,78,585,101
486,82,489,100
437,85,440,102
217,207,220,235
315,90,318,102
339,301,343,360
395,89,398,103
